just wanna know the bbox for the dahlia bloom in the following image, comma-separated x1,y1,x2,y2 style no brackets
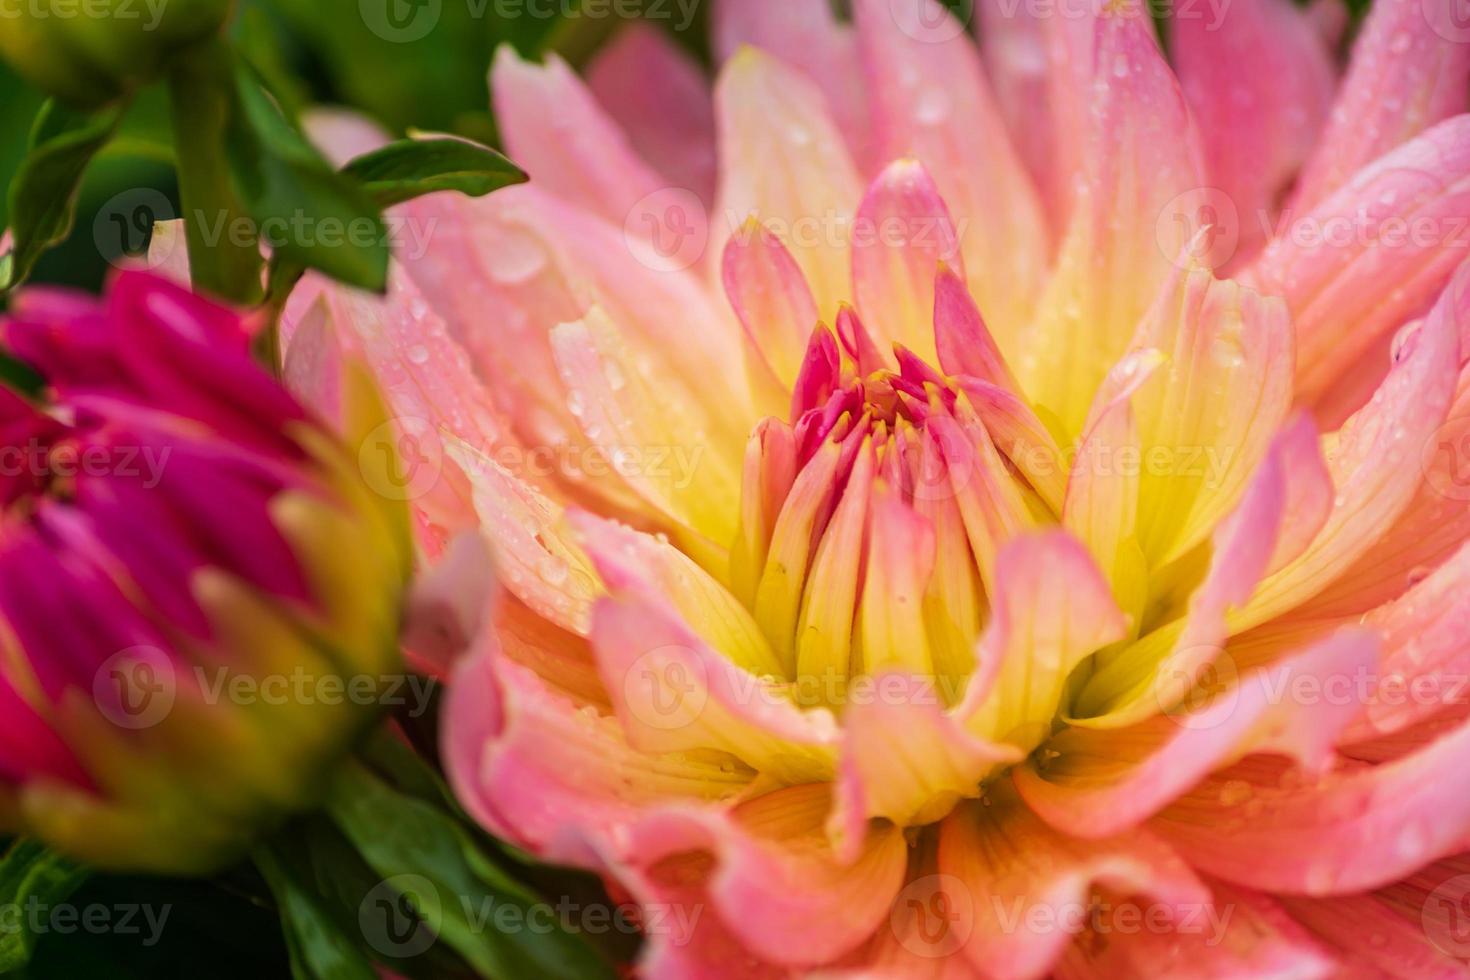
0,271,411,873
286,0,1470,973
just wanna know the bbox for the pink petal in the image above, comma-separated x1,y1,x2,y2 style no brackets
394,184,754,502
1290,0,1470,214
793,439,876,683
857,489,942,680
589,591,839,783
1054,880,1335,979
953,377,1067,515
573,512,783,679
586,24,717,204
1279,873,1470,978
1019,629,1379,838
934,265,1019,393
1017,10,1207,437
441,636,751,860
853,0,1049,347
712,48,864,321
960,532,1129,752
976,0,1076,237
1235,263,1464,629
832,673,1021,833
1170,0,1335,266
851,159,963,361
1290,274,1470,619
722,221,821,394
612,786,908,971
1153,719,1470,894
1343,541,1470,738
1126,268,1295,569
940,786,1212,980
730,418,798,607
491,47,665,226
442,437,601,635
1061,350,1162,617
929,412,1039,597
549,312,741,553
301,107,391,167
1078,416,1334,722
1250,117,1470,414
712,0,874,172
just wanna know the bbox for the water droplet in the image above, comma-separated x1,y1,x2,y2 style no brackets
538,554,570,586
406,344,430,365
603,359,627,392
486,229,547,284
915,88,951,126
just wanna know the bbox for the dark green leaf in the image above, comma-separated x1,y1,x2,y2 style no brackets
2,101,123,291
227,60,388,292
255,847,380,980
342,139,525,208
325,763,613,980
0,840,90,971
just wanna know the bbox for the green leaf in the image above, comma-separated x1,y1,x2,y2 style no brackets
342,139,526,208
325,763,614,980
166,39,265,304
227,59,389,293
255,847,380,980
2,100,123,291
0,840,90,971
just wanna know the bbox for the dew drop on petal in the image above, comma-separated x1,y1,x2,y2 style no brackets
486,229,548,284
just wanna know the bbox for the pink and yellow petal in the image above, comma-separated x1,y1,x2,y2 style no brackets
854,0,1049,348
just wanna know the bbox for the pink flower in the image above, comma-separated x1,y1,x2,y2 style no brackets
0,271,412,873
287,0,1470,974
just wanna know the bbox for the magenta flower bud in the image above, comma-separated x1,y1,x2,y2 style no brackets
0,271,412,872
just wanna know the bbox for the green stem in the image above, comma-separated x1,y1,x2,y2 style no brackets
165,38,263,307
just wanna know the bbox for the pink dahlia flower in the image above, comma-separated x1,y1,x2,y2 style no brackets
0,271,411,873
286,0,1470,973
